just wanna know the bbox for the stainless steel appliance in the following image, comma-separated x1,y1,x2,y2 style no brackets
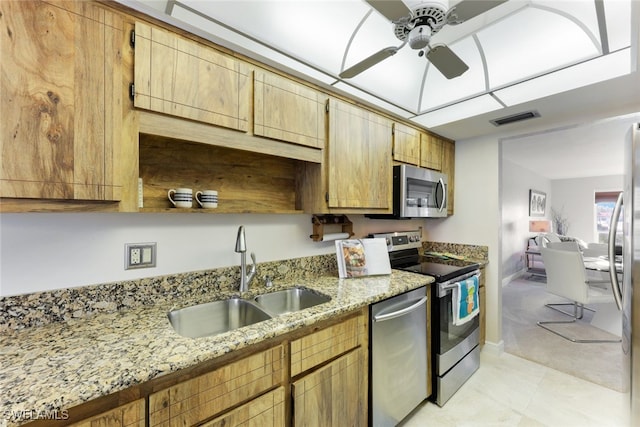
371,230,481,408
370,286,428,426
610,123,640,423
367,165,447,219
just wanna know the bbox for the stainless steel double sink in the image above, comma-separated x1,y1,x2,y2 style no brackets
168,287,331,338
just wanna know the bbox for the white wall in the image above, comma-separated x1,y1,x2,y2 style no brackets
550,175,623,242
0,213,426,297
501,158,550,282
426,136,502,346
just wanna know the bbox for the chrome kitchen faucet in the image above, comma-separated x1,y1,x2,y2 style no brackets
235,226,257,292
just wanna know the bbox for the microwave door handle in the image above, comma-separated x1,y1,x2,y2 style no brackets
438,178,446,212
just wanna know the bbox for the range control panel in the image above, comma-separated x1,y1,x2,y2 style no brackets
369,230,422,252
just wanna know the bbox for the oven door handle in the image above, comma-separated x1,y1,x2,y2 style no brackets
373,297,428,322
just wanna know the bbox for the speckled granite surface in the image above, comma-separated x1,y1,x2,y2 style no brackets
0,254,432,427
422,241,489,264
0,254,337,331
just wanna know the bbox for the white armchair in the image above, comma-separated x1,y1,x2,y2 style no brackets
537,246,620,343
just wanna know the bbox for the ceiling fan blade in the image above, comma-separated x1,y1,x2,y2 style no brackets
365,0,412,23
426,44,469,79
446,0,508,25
340,46,399,79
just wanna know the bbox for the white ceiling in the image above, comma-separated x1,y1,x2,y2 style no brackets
121,0,640,180
502,112,640,180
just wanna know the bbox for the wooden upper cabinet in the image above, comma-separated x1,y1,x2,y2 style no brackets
133,21,250,132
421,133,443,171
327,99,392,210
393,123,421,166
254,70,326,149
441,139,455,215
0,1,124,201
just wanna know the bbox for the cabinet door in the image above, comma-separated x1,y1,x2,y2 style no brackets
134,22,250,132
292,349,366,427
203,387,285,427
1,1,123,201
327,99,392,209
441,139,455,215
69,399,145,427
393,123,421,166
420,133,443,171
149,346,284,427
254,70,325,149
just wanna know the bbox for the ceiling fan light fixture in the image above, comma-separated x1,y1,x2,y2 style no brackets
408,25,432,50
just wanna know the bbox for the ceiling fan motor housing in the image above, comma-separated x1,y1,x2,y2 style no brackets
394,4,447,44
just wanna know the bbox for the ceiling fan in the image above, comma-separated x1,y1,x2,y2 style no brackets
340,0,508,79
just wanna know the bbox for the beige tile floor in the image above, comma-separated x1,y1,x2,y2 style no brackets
401,349,630,426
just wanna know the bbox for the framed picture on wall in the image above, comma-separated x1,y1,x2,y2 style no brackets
529,189,546,216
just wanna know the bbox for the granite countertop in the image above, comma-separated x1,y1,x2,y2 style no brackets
0,269,432,426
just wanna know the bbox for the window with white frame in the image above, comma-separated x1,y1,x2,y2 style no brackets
595,191,623,244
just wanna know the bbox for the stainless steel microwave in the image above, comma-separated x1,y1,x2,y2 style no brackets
369,164,448,219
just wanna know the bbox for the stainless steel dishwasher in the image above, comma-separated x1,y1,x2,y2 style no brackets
370,286,428,426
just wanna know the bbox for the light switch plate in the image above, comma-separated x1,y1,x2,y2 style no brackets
125,243,156,270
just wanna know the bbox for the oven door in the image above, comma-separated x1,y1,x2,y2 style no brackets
435,272,481,376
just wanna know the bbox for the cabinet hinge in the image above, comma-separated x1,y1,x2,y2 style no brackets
325,192,329,203
129,83,135,101
130,30,135,48
325,102,329,113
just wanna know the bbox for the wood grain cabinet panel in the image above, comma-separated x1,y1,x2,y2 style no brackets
69,399,145,427
254,70,326,149
441,139,455,215
393,123,421,166
326,99,392,210
292,348,366,427
149,345,284,427
420,133,443,171
202,387,286,427
133,21,250,132
0,0,124,201
290,314,364,377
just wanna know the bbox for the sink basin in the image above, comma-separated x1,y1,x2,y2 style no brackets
254,287,331,316
168,298,272,338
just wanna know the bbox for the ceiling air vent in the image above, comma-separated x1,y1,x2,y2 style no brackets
490,110,540,126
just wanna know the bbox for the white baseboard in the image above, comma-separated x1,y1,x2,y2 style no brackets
481,340,505,356
502,268,526,287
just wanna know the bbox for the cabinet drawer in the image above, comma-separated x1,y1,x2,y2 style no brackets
202,387,285,427
290,315,363,377
69,399,145,427
149,345,284,427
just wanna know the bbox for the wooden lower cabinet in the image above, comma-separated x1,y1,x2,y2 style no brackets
479,271,486,346
202,387,286,427
36,311,368,427
292,348,365,427
69,399,145,427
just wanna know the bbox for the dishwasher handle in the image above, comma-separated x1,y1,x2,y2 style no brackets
373,296,428,322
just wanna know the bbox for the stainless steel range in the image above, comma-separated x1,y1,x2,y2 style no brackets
371,230,481,408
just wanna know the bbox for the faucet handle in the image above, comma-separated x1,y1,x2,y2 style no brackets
249,252,257,272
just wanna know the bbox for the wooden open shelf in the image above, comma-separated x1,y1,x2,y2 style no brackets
139,134,302,213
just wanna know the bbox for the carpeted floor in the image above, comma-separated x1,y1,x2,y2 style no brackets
502,275,626,392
